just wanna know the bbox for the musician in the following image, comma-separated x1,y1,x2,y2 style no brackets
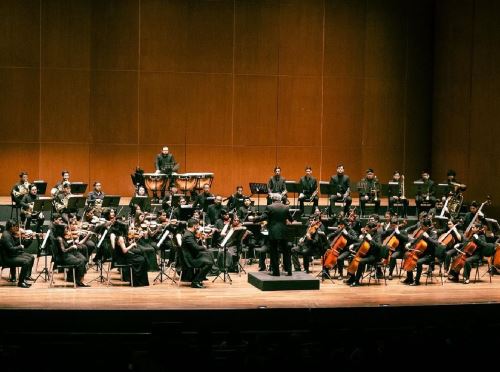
345,221,383,287
192,184,214,213
292,211,327,273
415,171,436,213
227,186,246,212
441,218,464,272
329,164,352,215
463,201,484,228
51,170,70,196
20,184,45,232
358,168,381,216
11,171,30,205
172,196,189,221
347,207,362,234
207,195,226,225
181,218,216,288
129,185,151,216
444,169,466,197
237,197,255,222
53,182,75,221
298,166,318,215
154,146,179,198
52,223,89,287
161,185,179,213
402,218,438,286
322,218,358,280
267,166,288,205
447,222,488,284
382,216,409,280
112,220,150,287
87,181,105,215
388,171,408,217
0,219,35,288
252,193,294,276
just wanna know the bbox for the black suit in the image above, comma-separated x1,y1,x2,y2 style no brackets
254,201,293,275
298,176,318,214
329,174,352,214
181,230,214,284
1,231,34,284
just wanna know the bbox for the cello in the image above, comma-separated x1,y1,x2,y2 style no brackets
402,227,428,272
449,225,483,273
437,221,460,247
347,234,371,275
323,227,348,269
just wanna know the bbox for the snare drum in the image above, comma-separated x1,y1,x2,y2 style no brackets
183,172,214,190
143,173,168,193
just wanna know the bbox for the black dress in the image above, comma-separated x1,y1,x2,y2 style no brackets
114,236,150,287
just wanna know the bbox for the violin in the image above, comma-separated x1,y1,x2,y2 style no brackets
13,228,44,240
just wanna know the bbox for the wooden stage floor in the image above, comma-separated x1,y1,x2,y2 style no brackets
1,259,498,311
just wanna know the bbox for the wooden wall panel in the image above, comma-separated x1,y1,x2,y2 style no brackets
276,147,322,184
232,146,277,196
364,0,406,79
233,75,278,146
324,0,366,77
473,0,500,78
184,74,233,145
322,77,364,146
362,78,405,147
91,0,139,70
39,144,89,191
277,76,322,146
41,0,91,69
0,68,40,143
279,0,324,76
185,145,234,196
321,146,363,189
0,143,40,195
41,69,90,142
139,72,187,145
0,0,40,67
234,0,280,75
90,70,138,144
89,144,138,197
140,0,233,73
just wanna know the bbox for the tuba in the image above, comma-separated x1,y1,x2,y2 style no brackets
446,193,464,218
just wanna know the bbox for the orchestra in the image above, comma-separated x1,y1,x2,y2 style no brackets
2,149,498,291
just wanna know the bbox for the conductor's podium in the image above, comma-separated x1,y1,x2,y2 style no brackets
248,271,320,291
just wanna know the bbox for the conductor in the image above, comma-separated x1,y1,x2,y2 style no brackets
252,193,294,276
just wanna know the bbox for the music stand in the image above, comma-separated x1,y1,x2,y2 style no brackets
285,181,300,209
436,183,449,200
34,229,52,283
179,205,194,221
102,195,121,209
70,182,88,194
66,196,86,218
249,182,268,211
320,181,336,212
154,226,176,284
130,196,150,213
33,180,47,195
87,225,111,284
213,227,247,284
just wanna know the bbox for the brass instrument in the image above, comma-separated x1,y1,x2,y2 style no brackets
13,181,30,198
370,178,380,202
50,183,64,197
400,175,405,199
54,194,69,212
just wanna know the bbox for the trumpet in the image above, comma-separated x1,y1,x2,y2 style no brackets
400,175,406,199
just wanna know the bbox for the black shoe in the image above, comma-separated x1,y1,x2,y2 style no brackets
448,275,459,282
258,267,266,272
286,272,292,276
388,275,393,280
268,272,280,277
294,268,301,272
410,281,420,286
8,277,17,283
402,278,413,284
350,281,360,287
25,276,35,281
76,282,90,287
304,269,311,274
17,282,30,288
190,282,204,288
